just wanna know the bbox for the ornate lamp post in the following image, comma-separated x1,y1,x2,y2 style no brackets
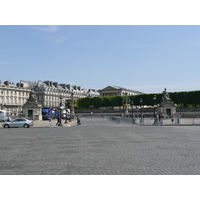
131,101,133,118
124,89,129,116
140,98,143,120
58,95,63,126
70,91,75,121
153,95,156,124
129,100,134,118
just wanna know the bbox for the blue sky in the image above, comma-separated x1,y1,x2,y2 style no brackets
1,25,200,93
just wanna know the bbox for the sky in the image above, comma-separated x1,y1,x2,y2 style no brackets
1,1,200,95
1,25,200,94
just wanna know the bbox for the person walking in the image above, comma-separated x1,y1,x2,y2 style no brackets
171,117,174,124
77,116,81,126
49,117,52,126
7,115,11,122
56,116,60,126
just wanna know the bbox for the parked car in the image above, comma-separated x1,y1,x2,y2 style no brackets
2,118,34,128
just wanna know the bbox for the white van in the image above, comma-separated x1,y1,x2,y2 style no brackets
0,110,7,122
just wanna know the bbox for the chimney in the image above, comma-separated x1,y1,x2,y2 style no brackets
59,84,66,89
72,85,77,90
45,81,51,87
66,84,70,90
38,80,42,86
53,82,58,88
4,81,9,86
77,86,81,91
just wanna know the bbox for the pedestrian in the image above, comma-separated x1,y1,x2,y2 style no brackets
77,116,81,126
49,117,52,126
171,117,174,124
56,116,60,126
7,115,11,122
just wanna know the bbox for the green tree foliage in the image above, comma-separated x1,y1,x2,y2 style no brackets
111,96,124,107
102,97,112,107
74,90,200,109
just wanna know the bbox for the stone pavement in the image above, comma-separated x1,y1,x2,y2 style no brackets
1,118,200,175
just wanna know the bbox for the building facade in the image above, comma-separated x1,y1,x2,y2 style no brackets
98,86,143,97
0,81,31,116
27,80,99,108
0,80,100,116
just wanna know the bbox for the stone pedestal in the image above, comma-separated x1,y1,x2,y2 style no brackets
157,88,176,117
22,91,42,120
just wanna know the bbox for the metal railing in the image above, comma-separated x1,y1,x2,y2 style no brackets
107,116,200,126
73,114,200,126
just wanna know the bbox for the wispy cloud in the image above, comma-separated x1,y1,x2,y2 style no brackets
32,25,59,32
30,25,66,43
50,35,65,43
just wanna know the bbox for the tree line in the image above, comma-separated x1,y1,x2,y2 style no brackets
73,90,200,109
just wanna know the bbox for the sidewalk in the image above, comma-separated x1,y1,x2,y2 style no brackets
0,119,77,128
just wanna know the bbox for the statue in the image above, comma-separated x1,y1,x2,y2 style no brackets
23,90,40,107
28,91,38,103
162,88,170,101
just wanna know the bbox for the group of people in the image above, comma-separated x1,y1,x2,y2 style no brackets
48,115,81,126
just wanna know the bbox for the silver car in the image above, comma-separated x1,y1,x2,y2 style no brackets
2,118,34,128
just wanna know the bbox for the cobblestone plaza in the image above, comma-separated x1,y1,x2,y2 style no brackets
1,118,200,175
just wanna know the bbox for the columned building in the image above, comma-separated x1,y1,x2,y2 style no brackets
98,86,143,97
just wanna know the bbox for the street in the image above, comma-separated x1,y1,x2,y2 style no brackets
1,118,200,174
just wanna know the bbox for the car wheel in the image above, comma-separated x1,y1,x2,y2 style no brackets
4,124,10,128
23,124,30,128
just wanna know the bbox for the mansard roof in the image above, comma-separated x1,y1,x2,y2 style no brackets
99,85,143,94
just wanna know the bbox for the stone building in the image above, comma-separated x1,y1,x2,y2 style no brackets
26,80,99,108
98,85,143,97
0,80,31,116
0,79,100,117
